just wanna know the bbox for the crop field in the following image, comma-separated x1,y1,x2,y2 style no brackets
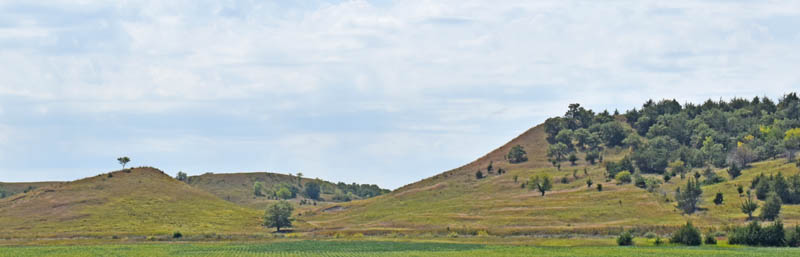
2,241,800,257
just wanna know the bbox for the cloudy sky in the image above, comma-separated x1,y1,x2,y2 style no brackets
0,0,798,189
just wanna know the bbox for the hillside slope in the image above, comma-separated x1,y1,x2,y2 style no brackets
186,172,389,211
302,124,800,235
0,181,62,198
0,167,261,238
187,172,334,210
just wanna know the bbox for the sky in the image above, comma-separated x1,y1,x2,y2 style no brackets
0,0,799,189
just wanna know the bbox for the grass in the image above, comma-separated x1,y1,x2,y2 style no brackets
1,240,799,257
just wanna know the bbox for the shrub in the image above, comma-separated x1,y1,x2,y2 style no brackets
597,184,603,191
173,231,183,239
663,174,671,182
670,222,702,246
615,171,632,184
586,179,593,188
617,231,634,246
643,232,657,239
654,236,663,246
760,220,786,247
561,176,569,184
476,171,484,179
634,173,646,188
787,225,800,247
704,234,716,245
737,185,744,195
447,231,459,238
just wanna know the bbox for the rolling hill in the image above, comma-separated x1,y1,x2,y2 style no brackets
301,123,800,235
0,167,261,238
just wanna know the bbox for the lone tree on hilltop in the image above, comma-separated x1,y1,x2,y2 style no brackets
528,175,553,196
507,145,528,164
117,156,130,169
263,200,294,232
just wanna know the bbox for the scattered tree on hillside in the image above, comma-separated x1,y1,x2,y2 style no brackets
713,192,724,205
741,192,759,220
568,152,578,166
117,156,130,169
676,177,703,214
263,201,294,232
507,145,528,164
727,164,742,179
176,172,188,182
546,143,568,166
597,183,603,191
475,171,484,179
487,161,494,173
276,187,293,199
730,144,756,168
584,150,600,165
760,193,782,221
296,172,303,185
304,181,321,200
254,182,265,197
528,175,553,196
586,179,593,188
786,128,800,162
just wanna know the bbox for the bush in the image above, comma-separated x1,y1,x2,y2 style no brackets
173,231,183,239
643,232,657,239
615,171,632,184
704,234,716,245
729,220,787,247
304,182,321,200
597,184,603,191
476,171,484,179
727,164,742,179
654,236,663,246
617,231,634,246
507,145,528,163
670,222,702,246
787,225,800,247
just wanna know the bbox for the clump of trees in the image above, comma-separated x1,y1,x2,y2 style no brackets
263,201,294,232
304,181,321,200
751,172,800,204
542,93,800,180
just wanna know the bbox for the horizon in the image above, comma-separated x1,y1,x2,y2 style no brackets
1,0,799,190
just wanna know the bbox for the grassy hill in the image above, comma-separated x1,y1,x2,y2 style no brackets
0,181,62,198
0,167,261,238
302,124,800,235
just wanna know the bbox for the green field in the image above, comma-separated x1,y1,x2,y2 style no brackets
1,241,799,257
